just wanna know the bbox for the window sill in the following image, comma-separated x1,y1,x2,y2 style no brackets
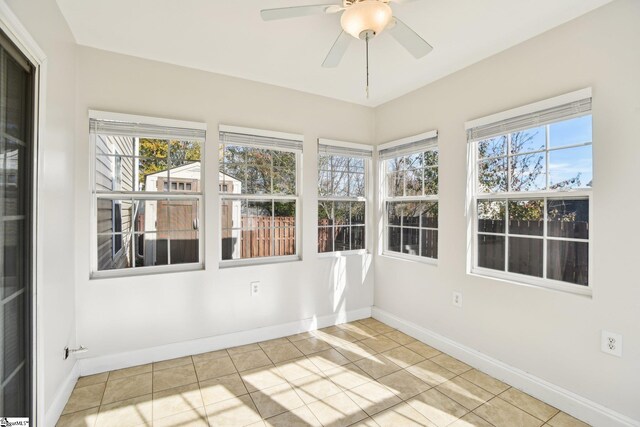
469,267,592,297
219,255,301,269
90,263,204,280
379,251,438,265
318,249,369,258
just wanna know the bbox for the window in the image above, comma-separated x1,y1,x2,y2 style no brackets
317,139,372,253
219,126,301,265
466,89,592,294
90,111,206,277
379,131,439,261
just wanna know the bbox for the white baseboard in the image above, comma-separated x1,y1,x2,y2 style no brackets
372,307,639,427
45,361,79,427
78,307,372,376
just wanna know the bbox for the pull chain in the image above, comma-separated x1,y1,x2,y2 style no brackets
365,32,370,99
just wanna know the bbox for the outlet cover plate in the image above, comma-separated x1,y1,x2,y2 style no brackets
601,330,622,357
452,291,463,308
250,281,260,296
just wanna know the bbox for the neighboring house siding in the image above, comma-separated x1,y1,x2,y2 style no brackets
96,135,135,270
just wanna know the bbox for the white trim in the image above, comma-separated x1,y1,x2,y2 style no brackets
219,255,301,269
89,109,207,131
77,307,372,376
377,130,438,152
469,268,592,297
380,251,438,265
464,88,592,131
219,124,303,142
318,138,374,152
90,263,204,280
318,249,368,258
45,361,79,427
372,307,639,427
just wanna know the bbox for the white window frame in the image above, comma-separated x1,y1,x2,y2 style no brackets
379,130,439,264
317,138,372,257
465,89,593,296
218,125,303,268
89,110,207,279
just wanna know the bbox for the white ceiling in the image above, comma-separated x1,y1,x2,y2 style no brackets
56,0,612,107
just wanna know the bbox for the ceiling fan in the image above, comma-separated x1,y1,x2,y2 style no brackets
260,0,433,97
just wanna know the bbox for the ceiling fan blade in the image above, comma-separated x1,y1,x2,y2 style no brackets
260,4,341,21
389,0,423,4
322,31,352,68
387,17,433,58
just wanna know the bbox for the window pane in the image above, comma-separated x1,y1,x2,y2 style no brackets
350,157,365,172
508,237,543,277
318,201,333,226
349,172,365,197
387,202,402,226
3,220,25,299
549,145,592,190
424,150,438,167
241,228,275,258
509,152,546,192
421,230,438,259
421,202,438,229
508,200,543,236
402,228,419,256
333,171,349,197
405,169,422,196
170,140,201,163
387,171,403,197
509,127,545,155
351,226,365,250
273,165,296,195
547,240,588,286
97,134,138,157
478,157,507,193
478,136,507,159
331,155,350,172
405,153,422,169
275,227,296,256
274,201,296,224
477,200,506,233
97,231,133,271
478,235,505,271
165,199,199,231
318,226,333,253
247,200,272,226
170,231,199,264
387,227,401,252
318,170,332,197
547,199,589,239
3,142,26,216
402,203,421,227
424,166,438,195
138,157,168,192
351,202,365,225
335,226,350,251
221,228,241,260
334,202,350,226
549,115,592,148
386,157,403,173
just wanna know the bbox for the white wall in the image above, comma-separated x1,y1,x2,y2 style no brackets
73,47,375,358
4,0,78,419
373,0,639,421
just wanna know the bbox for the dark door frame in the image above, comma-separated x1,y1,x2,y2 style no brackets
0,5,46,425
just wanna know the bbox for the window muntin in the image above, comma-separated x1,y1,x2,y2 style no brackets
219,130,300,263
91,114,205,276
381,139,439,261
468,93,592,291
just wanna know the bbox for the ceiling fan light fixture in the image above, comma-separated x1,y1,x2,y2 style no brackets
340,0,392,39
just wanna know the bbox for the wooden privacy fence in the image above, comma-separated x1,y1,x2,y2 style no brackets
241,216,295,258
477,219,589,285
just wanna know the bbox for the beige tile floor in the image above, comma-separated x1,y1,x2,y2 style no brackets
56,318,591,427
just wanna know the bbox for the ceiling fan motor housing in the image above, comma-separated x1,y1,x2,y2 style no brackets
341,0,393,39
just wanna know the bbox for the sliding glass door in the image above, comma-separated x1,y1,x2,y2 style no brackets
0,30,34,418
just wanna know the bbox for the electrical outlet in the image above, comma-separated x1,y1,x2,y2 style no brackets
601,330,622,357
452,291,463,308
250,281,260,296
